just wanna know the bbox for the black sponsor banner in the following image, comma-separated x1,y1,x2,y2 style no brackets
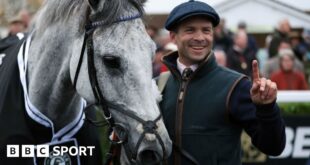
242,115,310,165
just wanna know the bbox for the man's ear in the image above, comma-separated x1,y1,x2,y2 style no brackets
170,31,177,44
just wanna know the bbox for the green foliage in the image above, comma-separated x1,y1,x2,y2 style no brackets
279,102,310,115
88,107,112,164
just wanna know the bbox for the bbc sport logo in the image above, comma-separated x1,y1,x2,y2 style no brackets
6,145,95,158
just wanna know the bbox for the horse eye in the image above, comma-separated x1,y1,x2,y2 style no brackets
114,124,128,142
103,56,121,69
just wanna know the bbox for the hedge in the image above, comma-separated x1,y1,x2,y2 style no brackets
279,102,310,115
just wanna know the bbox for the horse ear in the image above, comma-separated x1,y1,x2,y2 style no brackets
87,0,99,9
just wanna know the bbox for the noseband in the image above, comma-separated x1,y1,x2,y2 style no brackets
72,10,167,164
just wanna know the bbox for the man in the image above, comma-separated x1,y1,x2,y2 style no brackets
159,1,286,165
7,14,26,36
0,14,26,52
268,19,291,58
226,30,257,78
237,21,258,53
213,19,233,53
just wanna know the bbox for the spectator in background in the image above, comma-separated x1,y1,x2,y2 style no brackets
154,28,172,48
227,30,257,78
214,49,227,67
214,18,233,53
153,46,165,77
152,42,177,77
0,14,26,52
161,42,178,73
238,21,258,53
302,29,310,62
263,39,304,78
268,19,291,58
303,29,310,48
270,49,308,90
289,31,309,62
256,36,272,71
7,15,26,36
19,9,32,29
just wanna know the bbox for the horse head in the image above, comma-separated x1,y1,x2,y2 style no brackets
69,0,172,164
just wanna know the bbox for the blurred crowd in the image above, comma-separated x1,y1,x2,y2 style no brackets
0,9,309,91
149,18,310,90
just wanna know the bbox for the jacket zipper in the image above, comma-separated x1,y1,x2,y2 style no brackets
176,79,188,145
174,70,190,165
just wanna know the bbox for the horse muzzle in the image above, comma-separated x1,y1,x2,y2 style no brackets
137,148,162,165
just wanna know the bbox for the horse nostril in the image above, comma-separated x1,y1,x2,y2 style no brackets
138,149,161,165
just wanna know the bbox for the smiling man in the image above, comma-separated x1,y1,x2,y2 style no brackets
171,16,213,66
159,0,286,165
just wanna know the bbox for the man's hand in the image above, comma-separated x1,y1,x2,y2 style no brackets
250,60,277,105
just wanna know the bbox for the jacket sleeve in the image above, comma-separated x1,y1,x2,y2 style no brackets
229,78,286,156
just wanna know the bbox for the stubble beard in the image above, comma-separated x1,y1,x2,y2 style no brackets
184,47,212,65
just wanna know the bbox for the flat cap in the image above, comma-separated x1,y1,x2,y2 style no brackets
165,0,220,31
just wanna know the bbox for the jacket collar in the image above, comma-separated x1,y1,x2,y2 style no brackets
161,51,218,80
176,58,198,74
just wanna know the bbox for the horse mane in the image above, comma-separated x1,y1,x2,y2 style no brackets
32,0,145,34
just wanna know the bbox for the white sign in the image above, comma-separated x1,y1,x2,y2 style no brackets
272,127,310,159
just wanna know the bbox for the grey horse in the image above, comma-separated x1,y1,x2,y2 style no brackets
0,0,172,164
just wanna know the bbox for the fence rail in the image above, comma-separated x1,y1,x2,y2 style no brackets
277,91,310,103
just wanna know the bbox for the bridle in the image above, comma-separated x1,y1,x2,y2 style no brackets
72,8,167,164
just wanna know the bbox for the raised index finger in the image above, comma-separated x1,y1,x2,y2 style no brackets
252,60,260,81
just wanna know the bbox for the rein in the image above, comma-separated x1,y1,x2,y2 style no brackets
72,9,167,164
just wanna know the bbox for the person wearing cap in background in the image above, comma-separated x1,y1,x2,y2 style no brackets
0,14,26,52
6,14,26,37
270,49,308,90
158,0,286,164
